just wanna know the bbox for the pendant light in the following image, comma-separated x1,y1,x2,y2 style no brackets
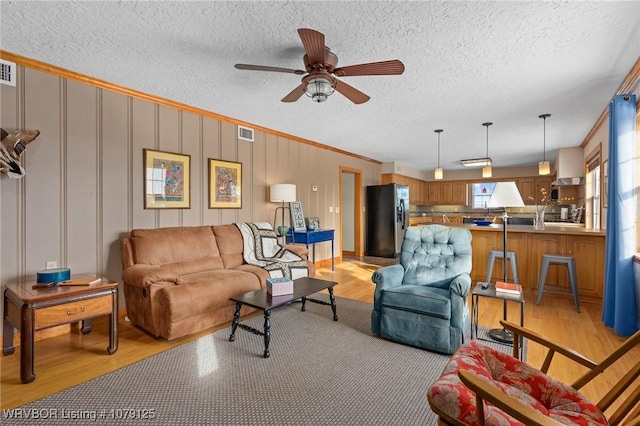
538,113,551,175
482,122,493,178
434,129,444,180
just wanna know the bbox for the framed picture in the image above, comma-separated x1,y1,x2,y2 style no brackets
603,160,608,208
143,149,191,209
209,159,242,209
306,216,320,230
290,201,306,232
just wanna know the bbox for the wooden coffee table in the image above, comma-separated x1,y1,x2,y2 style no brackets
229,277,338,358
3,275,118,383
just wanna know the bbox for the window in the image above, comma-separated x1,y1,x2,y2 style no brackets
585,152,601,229
470,182,496,209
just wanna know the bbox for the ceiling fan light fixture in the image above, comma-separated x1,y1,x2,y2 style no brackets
304,77,335,102
538,113,551,175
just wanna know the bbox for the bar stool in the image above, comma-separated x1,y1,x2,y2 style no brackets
536,254,580,312
486,250,519,283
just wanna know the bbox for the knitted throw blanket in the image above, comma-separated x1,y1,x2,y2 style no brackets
235,222,309,279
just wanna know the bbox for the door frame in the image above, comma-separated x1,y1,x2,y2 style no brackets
339,166,363,257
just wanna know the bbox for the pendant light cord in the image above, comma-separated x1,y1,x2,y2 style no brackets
434,129,443,168
539,114,551,162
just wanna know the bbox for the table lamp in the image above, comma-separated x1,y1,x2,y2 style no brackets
270,184,297,242
486,181,524,343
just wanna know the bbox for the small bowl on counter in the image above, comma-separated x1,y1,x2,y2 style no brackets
473,220,494,227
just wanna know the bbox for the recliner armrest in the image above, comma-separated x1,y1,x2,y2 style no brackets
372,264,405,310
449,273,472,298
122,264,182,288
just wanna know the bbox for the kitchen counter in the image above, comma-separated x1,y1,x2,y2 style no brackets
447,223,600,236
421,223,606,303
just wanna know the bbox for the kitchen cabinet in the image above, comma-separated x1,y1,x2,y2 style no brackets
461,225,605,303
517,177,553,205
535,177,553,203
526,233,604,301
471,230,528,284
428,181,441,205
517,178,535,205
451,181,468,205
381,173,429,205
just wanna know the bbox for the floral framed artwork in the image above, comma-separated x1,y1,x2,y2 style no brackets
290,201,306,232
143,149,191,209
209,159,242,209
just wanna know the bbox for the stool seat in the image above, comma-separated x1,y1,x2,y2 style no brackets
536,254,580,312
486,250,519,283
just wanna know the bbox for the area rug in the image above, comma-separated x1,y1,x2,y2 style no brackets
3,297,520,425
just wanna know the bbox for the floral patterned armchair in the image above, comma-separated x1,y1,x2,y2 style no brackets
427,321,640,426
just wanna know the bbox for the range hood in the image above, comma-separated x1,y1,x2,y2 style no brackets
552,147,585,186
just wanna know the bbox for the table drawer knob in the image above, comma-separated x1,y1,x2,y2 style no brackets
67,306,86,315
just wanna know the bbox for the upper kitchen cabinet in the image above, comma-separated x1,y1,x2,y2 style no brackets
514,176,553,205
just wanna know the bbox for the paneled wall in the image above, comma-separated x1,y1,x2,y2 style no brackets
0,64,381,330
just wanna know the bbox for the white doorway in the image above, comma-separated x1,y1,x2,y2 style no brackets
340,167,362,257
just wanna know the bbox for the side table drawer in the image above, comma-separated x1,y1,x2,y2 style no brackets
35,295,113,329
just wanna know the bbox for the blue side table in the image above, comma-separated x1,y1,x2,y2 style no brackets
286,229,335,271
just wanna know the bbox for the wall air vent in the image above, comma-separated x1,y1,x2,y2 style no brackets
0,59,17,86
238,125,254,142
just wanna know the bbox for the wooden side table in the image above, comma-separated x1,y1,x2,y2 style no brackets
2,275,118,383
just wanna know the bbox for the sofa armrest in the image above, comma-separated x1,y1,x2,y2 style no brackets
122,264,182,288
284,244,309,260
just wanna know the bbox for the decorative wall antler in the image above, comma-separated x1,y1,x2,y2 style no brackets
0,128,41,179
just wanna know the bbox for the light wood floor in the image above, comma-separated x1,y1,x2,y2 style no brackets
2,257,638,419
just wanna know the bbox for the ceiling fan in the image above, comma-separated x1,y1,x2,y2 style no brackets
235,28,405,104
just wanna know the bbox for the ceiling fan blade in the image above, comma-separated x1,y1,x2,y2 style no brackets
334,79,370,104
297,28,326,68
235,64,305,75
281,84,305,102
334,60,405,77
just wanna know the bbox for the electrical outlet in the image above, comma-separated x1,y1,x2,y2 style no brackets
329,206,334,213
312,185,318,192
46,261,57,269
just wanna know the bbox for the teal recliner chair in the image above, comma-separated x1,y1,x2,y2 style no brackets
371,224,473,354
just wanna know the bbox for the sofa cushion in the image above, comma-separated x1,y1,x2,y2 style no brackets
381,285,451,319
131,226,224,275
212,224,245,269
158,269,261,323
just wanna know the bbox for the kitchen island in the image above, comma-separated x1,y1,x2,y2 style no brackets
423,223,606,304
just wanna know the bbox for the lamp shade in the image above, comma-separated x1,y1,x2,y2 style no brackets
482,165,492,178
270,184,296,202
538,160,551,175
487,182,524,208
434,167,444,180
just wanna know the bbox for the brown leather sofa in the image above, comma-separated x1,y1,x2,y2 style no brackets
120,224,315,340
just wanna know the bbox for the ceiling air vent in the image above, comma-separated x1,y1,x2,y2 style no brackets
0,59,17,86
238,125,254,142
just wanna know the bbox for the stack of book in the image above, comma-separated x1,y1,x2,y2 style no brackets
495,281,522,295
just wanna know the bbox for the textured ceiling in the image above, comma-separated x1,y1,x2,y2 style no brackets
1,1,639,173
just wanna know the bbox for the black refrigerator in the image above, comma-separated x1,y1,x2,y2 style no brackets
366,184,409,258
